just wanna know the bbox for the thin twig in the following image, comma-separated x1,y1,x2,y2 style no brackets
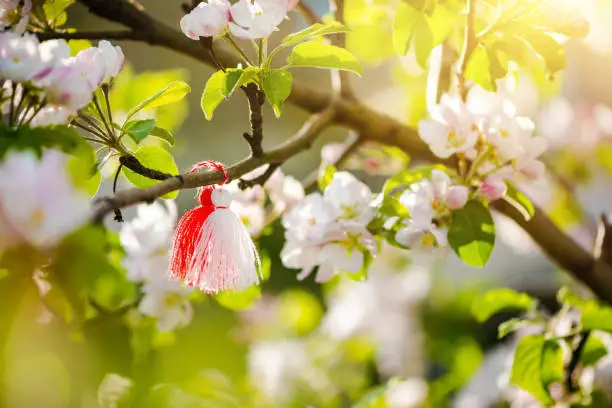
457,0,477,100
329,0,353,97
238,163,281,190
92,108,336,221
37,30,138,41
566,331,590,393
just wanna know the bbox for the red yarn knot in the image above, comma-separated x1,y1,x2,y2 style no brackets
190,161,229,185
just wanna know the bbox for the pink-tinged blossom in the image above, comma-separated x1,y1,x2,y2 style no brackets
229,0,288,39
479,176,507,201
418,94,479,159
69,47,106,89
43,64,95,111
180,0,231,39
0,150,90,250
400,170,468,217
0,1,20,30
97,40,125,83
0,32,47,81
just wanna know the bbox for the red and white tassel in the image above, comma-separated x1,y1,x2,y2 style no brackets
169,161,261,293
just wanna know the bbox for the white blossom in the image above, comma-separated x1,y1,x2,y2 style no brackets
0,32,46,82
120,200,177,282
180,0,231,39
97,40,125,83
0,149,90,250
68,47,106,89
138,280,193,332
42,64,95,110
281,172,376,282
418,94,479,159
229,0,288,39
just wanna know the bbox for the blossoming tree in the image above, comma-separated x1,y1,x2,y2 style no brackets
2,0,612,406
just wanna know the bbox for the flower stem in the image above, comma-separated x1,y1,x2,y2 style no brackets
224,35,255,67
465,147,492,183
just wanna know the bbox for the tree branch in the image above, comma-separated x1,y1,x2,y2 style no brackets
295,3,322,25
92,108,335,221
70,0,612,305
457,0,477,100
242,83,265,157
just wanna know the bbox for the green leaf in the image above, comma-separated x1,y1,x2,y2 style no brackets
224,68,244,96
413,15,434,68
383,165,446,196
503,182,535,221
510,335,560,404
581,334,608,366
281,21,349,48
124,119,156,144
581,303,612,332
447,200,496,267
262,69,292,118
377,194,410,218
318,164,336,190
393,3,421,55
201,71,227,120
465,45,498,92
498,317,530,339
149,127,175,146
519,31,566,78
471,289,536,323
122,145,179,199
287,42,363,76
43,0,75,27
215,286,261,311
126,81,191,122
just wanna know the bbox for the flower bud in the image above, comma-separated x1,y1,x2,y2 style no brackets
479,176,507,201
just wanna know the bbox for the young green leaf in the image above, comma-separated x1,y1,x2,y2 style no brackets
262,69,292,117
201,71,227,120
498,317,530,339
318,164,337,190
393,3,421,55
122,145,179,199
580,302,612,332
377,195,411,218
447,200,496,267
287,42,363,76
413,15,434,68
123,119,156,144
147,127,174,146
503,181,535,221
510,335,559,404
224,68,244,96
471,289,536,323
43,0,75,27
581,335,608,366
281,21,349,49
519,31,566,78
126,81,191,122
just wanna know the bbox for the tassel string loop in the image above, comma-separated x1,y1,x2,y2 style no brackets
190,160,230,185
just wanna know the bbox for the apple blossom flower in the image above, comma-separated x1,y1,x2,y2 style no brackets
479,176,507,201
97,374,133,408
120,200,177,282
324,171,374,225
418,94,479,159
400,170,468,218
0,1,20,29
395,214,447,250
36,39,71,81
68,47,106,89
28,105,72,127
229,0,288,39
0,149,90,250
321,143,344,164
139,280,193,332
97,40,125,83
42,64,95,110
281,172,376,282
0,32,47,82
180,0,231,39
263,169,304,213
